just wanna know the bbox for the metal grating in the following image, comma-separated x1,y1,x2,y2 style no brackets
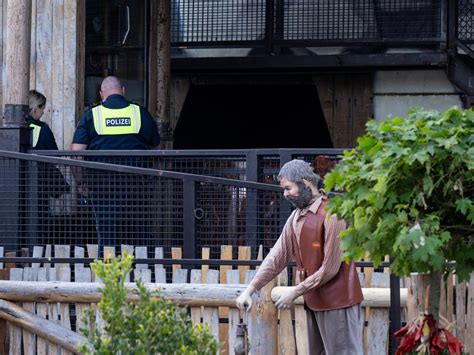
171,0,443,47
458,0,474,47
171,0,267,44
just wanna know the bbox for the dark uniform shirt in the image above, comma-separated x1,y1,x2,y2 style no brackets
27,116,59,150
72,94,160,150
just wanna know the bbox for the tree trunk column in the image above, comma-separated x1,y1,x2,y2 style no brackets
3,0,32,128
157,0,172,149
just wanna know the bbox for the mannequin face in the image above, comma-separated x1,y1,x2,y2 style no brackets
31,104,46,120
280,178,315,209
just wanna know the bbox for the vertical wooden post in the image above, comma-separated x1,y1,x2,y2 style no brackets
3,0,31,127
157,0,172,149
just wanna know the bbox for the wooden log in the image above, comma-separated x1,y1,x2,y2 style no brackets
271,287,408,308
248,277,277,355
0,299,87,353
4,0,31,126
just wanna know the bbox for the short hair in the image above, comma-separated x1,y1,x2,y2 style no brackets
101,76,122,91
28,90,46,111
277,159,321,187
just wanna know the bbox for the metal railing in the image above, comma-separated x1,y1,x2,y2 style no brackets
171,0,445,49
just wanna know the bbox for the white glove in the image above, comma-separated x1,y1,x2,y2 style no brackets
236,285,256,311
275,289,298,310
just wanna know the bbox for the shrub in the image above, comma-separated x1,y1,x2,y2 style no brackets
79,253,218,355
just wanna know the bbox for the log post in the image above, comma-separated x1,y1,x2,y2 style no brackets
3,0,31,127
157,0,172,149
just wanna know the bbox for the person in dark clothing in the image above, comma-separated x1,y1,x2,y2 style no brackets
27,90,58,150
28,89,69,246
71,76,160,253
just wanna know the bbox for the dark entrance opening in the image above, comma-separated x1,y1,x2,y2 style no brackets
173,84,333,149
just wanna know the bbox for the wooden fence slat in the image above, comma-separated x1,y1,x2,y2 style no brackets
466,273,474,355
190,270,202,325
9,269,23,355
74,267,92,337
447,273,454,323
134,247,151,282
32,246,43,269
203,269,220,344
59,267,73,355
154,247,166,283
201,247,210,284
172,269,188,284
237,246,251,284
47,267,60,355
277,267,295,355
227,270,241,355
220,245,232,355
87,245,98,282
0,246,4,269
455,279,467,344
37,268,49,355
293,272,309,355
171,247,182,271
367,273,390,355
22,268,37,355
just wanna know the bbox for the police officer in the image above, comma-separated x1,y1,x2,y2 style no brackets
71,76,160,253
72,76,160,151
27,90,58,150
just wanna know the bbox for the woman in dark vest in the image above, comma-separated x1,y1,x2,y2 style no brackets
28,89,69,245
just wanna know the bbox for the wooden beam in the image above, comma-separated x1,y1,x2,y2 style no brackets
3,0,32,126
0,281,246,307
0,299,87,353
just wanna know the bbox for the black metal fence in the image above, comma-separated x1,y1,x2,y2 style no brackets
171,0,444,48
0,149,342,259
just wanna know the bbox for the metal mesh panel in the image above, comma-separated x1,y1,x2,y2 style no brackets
458,0,474,47
171,0,267,44
171,0,442,47
275,0,442,42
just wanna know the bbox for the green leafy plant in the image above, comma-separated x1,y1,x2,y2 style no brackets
324,107,473,316
79,253,218,355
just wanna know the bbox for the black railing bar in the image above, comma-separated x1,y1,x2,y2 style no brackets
272,38,444,47
31,148,347,157
0,150,282,191
0,257,391,268
455,39,474,60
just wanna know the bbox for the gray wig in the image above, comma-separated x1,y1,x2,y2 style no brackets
277,159,321,187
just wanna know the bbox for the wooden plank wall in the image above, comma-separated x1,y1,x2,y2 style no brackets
314,74,373,148
30,0,82,149
0,0,7,124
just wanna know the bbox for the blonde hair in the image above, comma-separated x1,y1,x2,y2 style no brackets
28,90,46,112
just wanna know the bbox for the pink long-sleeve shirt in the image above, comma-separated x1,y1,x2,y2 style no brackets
249,196,347,297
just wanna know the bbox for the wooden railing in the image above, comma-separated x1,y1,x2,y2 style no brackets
0,243,411,354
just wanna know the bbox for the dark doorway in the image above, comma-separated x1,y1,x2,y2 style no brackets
173,84,333,149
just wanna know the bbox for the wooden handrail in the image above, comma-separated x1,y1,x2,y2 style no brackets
0,299,87,353
272,287,407,308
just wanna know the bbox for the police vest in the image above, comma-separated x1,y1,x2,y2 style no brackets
29,123,41,148
92,104,141,135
